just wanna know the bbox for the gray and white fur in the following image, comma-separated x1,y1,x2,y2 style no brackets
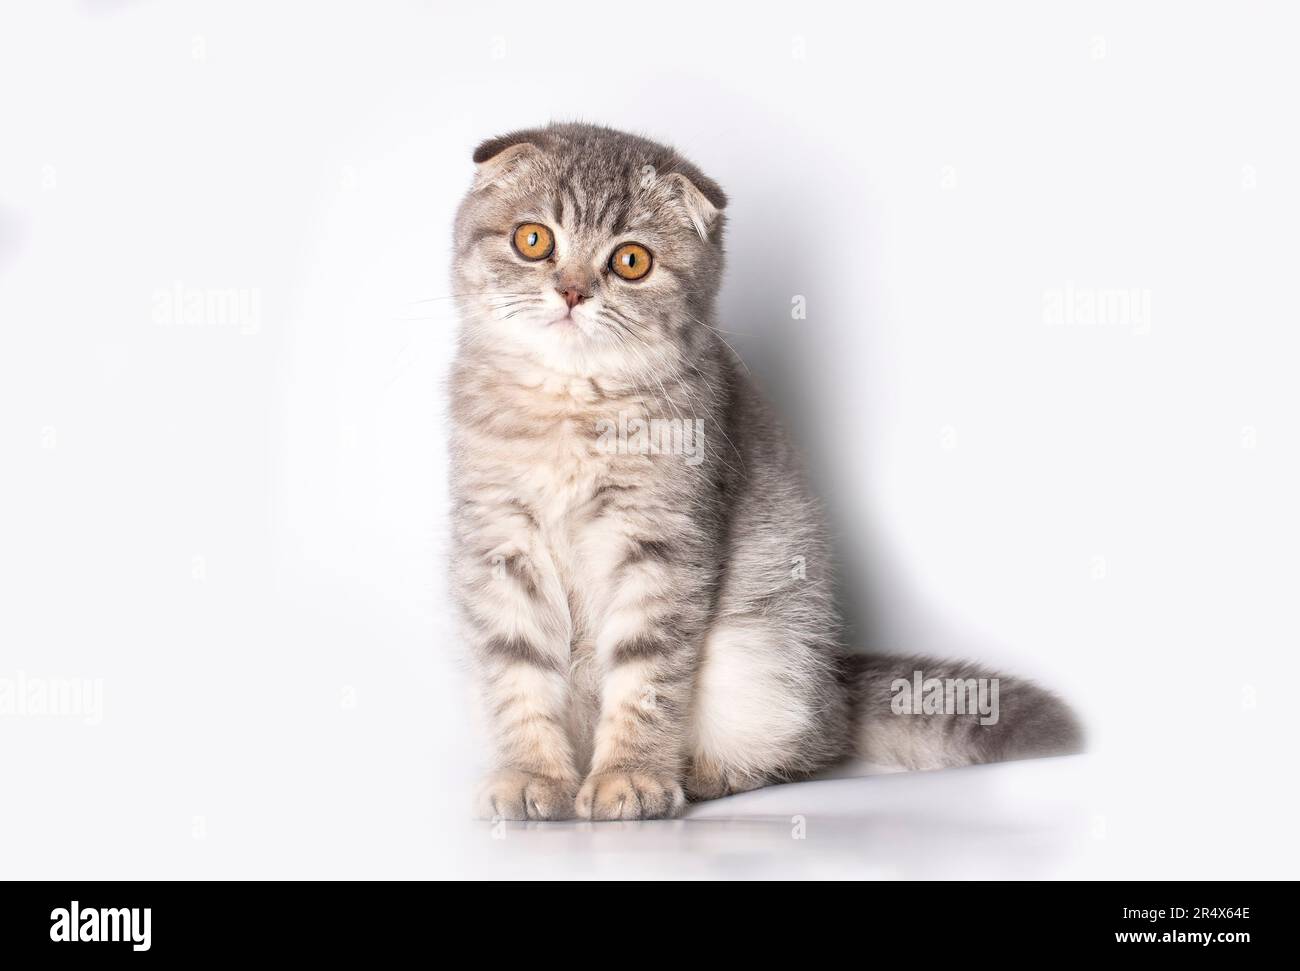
449,122,1082,820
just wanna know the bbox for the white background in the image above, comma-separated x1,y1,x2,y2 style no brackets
2,1,1296,879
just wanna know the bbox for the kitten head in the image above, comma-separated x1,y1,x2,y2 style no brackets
451,123,727,377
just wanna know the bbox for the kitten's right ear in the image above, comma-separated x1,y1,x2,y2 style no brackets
471,134,541,192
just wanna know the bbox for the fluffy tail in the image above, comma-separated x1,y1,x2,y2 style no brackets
844,654,1084,770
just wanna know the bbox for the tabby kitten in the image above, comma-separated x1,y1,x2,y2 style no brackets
449,123,1081,821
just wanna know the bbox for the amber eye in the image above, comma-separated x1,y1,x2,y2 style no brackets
609,242,653,281
512,223,554,261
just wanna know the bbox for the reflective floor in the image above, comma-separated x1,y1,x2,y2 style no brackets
455,757,1090,879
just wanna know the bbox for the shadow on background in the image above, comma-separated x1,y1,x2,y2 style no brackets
714,156,897,658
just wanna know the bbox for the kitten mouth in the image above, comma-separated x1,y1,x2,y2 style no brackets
547,311,584,330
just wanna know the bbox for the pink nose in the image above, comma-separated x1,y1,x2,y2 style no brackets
557,287,588,309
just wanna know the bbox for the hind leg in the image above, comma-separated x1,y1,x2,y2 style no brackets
686,619,835,801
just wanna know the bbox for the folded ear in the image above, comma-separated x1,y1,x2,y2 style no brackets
471,134,541,192
665,171,727,241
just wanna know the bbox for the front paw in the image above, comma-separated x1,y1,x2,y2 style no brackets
575,770,686,820
476,769,576,821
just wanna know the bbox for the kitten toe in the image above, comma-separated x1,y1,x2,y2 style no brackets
577,771,685,821
476,769,575,821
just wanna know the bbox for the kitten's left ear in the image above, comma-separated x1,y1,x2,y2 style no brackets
471,132,541,192
665,170,728,241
